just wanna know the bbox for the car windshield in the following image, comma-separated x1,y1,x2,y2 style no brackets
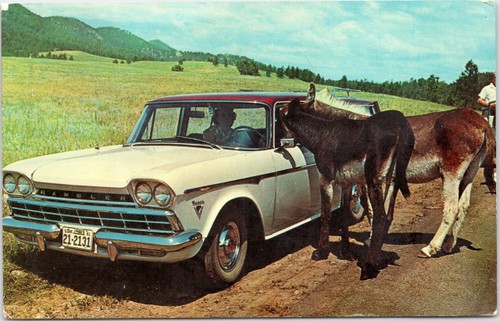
125,101,270,150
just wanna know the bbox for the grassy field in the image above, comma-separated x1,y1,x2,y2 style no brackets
1,51,458,315
2,51,455,167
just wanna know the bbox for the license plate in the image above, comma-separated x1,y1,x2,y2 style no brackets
62,227,94,251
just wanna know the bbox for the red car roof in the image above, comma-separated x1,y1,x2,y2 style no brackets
149,91,308,106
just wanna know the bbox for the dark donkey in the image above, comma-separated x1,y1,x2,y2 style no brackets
309,84,496,258
279,97,415,279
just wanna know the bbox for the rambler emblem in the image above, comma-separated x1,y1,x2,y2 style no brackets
192,200,205,218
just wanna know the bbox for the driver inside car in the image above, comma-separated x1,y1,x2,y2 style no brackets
203,108,237,144
203,107,257,148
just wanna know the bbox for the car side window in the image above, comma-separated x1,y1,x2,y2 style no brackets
141,107,181,141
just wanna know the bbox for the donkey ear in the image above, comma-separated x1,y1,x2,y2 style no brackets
306,83,316,103
288,98,301,115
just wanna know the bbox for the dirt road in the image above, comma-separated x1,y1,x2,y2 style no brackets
3,170,497,318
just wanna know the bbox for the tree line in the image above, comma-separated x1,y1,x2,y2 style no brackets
323,60,493,109
235,58,493,109
32,51,74,61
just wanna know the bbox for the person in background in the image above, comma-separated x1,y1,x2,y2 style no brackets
477,72,496,127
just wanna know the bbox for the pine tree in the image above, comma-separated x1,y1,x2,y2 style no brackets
277,67,284,78
453,60,479,108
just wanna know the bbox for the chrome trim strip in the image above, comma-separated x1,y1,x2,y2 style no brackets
264,212,323,241
95,230,202,252
183,164,316,194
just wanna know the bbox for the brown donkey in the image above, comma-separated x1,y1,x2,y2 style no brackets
279,96,415,279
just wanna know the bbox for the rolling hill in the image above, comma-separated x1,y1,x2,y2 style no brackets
1,4,259,65
2,4,182,61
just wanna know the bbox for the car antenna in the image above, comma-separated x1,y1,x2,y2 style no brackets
95,91,100,150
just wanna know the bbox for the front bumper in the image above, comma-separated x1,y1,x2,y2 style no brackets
3,216,203,262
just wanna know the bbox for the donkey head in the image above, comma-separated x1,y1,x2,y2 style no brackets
280,83,316,118
280,98,302,119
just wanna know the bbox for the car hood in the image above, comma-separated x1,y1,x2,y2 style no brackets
5,144,270,194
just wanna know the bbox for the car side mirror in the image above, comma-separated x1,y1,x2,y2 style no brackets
275,138,295,154
280,138,295,148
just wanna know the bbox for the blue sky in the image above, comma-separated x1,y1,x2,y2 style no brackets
16,0,498,83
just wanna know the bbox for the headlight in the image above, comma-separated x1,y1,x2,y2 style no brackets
135,182,152,204
154,184,172,206
17,175,32,195
3,174,16,193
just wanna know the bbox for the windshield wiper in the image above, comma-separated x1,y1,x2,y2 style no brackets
175,136,222,150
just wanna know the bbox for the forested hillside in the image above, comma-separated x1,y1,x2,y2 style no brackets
1,4,264,66
1,4,179,61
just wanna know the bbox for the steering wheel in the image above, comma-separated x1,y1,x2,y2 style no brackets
229,126,266,147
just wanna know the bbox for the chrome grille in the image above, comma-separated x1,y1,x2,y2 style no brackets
8,198,173,236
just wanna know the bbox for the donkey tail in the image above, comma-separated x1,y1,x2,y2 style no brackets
395,119,415,199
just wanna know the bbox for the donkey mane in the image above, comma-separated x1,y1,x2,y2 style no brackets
315,88,372,117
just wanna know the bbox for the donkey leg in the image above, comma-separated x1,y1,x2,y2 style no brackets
361,181,387,280
383,177,398,235
419,177,460,257
364,178,395,247
360,185,372,224
443,143,489,253
337,188,354,260
442,183,473,253
312,176,334,261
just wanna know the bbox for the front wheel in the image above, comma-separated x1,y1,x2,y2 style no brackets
203,211,248,286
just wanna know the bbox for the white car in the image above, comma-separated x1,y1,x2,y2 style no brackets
3,91,376,285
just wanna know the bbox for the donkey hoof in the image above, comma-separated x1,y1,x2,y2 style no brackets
360,264,379,280
312,249,329,261
417,251,431,258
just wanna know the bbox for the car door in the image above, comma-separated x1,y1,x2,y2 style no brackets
271,104,321,230
271,145,321,230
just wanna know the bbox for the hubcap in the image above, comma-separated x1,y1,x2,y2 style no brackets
217,222,240,271
350,184,362,213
